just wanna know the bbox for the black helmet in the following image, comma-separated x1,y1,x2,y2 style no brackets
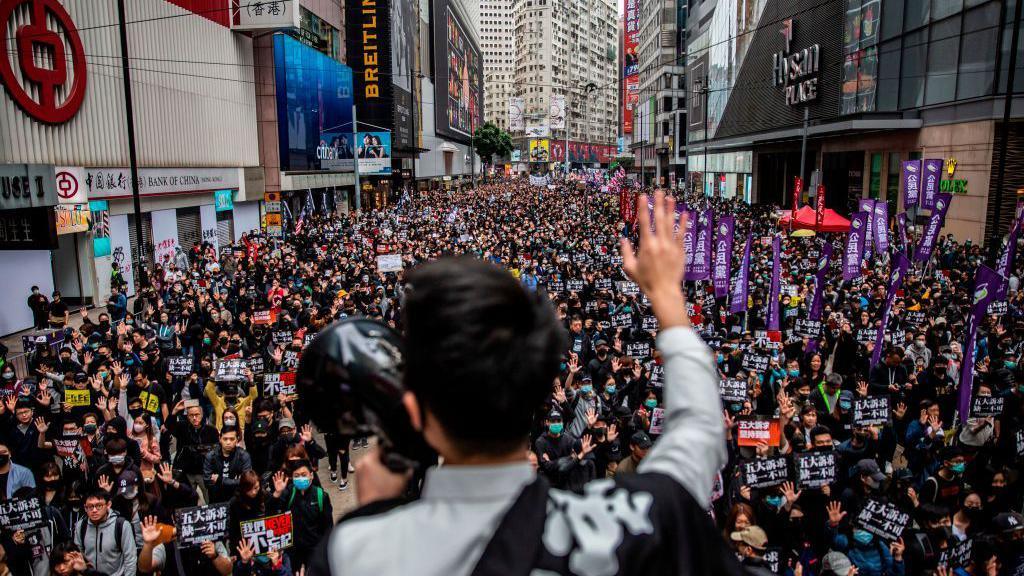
297,318,434,473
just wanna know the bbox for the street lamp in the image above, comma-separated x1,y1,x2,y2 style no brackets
692,75,709,197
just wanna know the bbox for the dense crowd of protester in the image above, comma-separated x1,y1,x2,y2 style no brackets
0,178,1021,576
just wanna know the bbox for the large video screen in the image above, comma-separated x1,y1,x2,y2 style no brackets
433,0,483,144
274,34,354,172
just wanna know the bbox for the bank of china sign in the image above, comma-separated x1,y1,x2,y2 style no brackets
772,19,820,106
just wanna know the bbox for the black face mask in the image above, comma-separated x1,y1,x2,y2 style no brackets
0,454,10,466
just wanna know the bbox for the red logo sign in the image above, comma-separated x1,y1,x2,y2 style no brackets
55,170,78,198
0,0,87,124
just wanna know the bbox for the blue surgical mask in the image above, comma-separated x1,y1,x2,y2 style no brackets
293,476,312,490
853,529,874,545
950,462,966,474
717,353,724,364
1006,361,1017,370
765,495,784,508
645,399,658,409
605,385,616,395
840,400,852,410
548,423,564,435
580,385,593,395
788,369,800,378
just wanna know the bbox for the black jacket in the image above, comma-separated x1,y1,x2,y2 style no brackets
202,447,252,503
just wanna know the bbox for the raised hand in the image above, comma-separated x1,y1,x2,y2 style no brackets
620,192,689,330
781,481,802,504
82,350,93,366
200,540,217,559
857,380,869,397
97,474,113,493
157,462,174,485
141,515,161,544
34,416,48,433
237,538,255,564
586,408,598,427
578,434,594,458
607,423,619,443
893,402,907,420
826,501,847,527
552,383,567,404
300,423,313,444
272,471,288,495
118,373,130,391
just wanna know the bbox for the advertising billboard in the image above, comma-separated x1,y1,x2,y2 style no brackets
433,0,483,144
550,142,617,164
390,0,415,148
273,34,354,172
622,0,640,134
356,132,393,175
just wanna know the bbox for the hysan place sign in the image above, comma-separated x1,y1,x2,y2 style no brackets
772,19,820,106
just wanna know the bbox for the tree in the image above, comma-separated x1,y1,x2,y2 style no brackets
473,122,514,178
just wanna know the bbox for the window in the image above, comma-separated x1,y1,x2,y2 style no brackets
881,0,904,40
925,16,961,105
886,152,901,202
904,0,929,30
900,30,927,109
958,3,999,99
869,153,883,199
932,0,963,20
878,39,901,111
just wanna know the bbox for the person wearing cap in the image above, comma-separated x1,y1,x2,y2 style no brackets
268,417,326,474
730,526,773,576
586,338,612,380
567,372,604,439
533,411,589,490
821,550,857,576
840,458,886,514
611,431,653,478
203,426,252,504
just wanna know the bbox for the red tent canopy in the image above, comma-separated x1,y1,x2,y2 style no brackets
779,205,851,233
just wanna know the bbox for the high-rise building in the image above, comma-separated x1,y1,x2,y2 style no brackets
631,0,687,187
471,0,516,131
511,0,619,164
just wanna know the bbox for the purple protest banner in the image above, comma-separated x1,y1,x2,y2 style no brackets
921,159,942,210
730,233,752,314
808,243,834,321
767,235,782,331
995,215,1021,301
902,160,921,209
688,209,712,281
859,199,876,260
959,265,1003,422
873,200,889,254
871,252,910,368
895,212,909,252
916,193,953,263
844,212,869,281
713,216,735,298
682,209,696,277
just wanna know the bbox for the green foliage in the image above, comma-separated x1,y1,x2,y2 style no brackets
473,122,515,164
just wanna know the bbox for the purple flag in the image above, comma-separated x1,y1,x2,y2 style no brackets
808,243,834,321
844,212,869,281
921,159,942,210
902,160,921,209
873,200,889,254
713,216,735,298
859,199,875,260
895,212,909,251
915,193,953,263
959,265,1003,422
682,209,696,277
995,215,1021,301
730,233,752,314
767,235,781,331
871,252,910,368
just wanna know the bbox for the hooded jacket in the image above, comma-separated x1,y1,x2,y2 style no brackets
74,510,137,576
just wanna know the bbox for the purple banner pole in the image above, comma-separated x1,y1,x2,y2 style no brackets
921,159,943,210
808,243,834,321
730,233,752,314
902,160,921,209
713,216,735,298
767,235,782,331
844,211,869,281
896,212,909,252
915,193,953,263
871,252,910,368
959,265,1003,423
873,200,889,254
859,198,876,260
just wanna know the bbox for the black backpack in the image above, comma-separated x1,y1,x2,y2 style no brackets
78,516,127,553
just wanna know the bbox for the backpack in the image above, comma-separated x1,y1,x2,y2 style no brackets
287,486,324,513
78,515,127,553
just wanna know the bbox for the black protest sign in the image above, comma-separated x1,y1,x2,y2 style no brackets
649,364,665,387
856,328,878,344
214,358,247,382
794,450,838,489
742,457,789,489
1017,429,1024,457
853,396,891,426
988,301,1008,316
263,372,297,397
719,379,748,403
741,353,770,374
567,279,584,292
939,538,973,569
595,278,612,291
240,512,293,554
763,548,784,575
641,316,658,331
168,356,194,377
794,319,822,338
624,341,651,359
271,330,294,345
303,332,317,347
548,280,564,293
617,281,640,296
611,313,633,328
970,396,1004,418
856,498,911,542
904,310,927,327
174,503,229,548
281,350,300,370
54,435,87,469
0,496,45,532
247,355,265,375
584,301,598,314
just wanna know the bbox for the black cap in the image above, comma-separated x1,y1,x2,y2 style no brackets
631,431,653,449
993,512,1024,533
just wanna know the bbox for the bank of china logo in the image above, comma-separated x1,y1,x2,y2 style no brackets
852,219,862,229
974,284,989,305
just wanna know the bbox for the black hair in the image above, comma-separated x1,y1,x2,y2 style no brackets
86,489,111,502
403,257,567,456
809,425,832,442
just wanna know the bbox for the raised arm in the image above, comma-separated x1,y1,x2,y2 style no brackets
620,192,725,508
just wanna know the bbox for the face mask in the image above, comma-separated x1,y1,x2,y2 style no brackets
1006,361,1017,370
1,372,12,380
223,417,237,427
717,354,724,364
0,454,9,466
580,385,593,395
203,337,212,346
605,385,616,395
853,529,874,545
83,423,98,434
950,462,966,474
132,423,146,434
129,409,143,420
292,476,312,490
559,362,567,372
788,369,800,377
548,423,564,435
839,400,852,411
645,399,658,409
108,454,126,465
765,495,784,508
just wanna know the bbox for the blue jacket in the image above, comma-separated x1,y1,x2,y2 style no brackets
847,540,903,576
4,462,36,499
